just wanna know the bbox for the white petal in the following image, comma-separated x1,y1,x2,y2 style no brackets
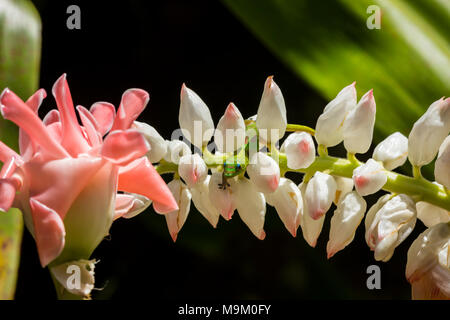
265,178,302,237
299,182,325,247
305,171,336,220
327,191,366,258
365,194,417,262
255,76,287,144
435,135,450,189
208,172,235,220
406,222,450,299
416,201,450,228
343,89,376,154
247,152,280,193
133,121,167,163
114,193,152,220
333,176,354,204
283,132,316,169
50,259,96,298
353,159,387,196
315,82,357,147
373,132,408,170
214,103,246,153
190,175,220,228
178,153,208,187
408,98,450,167
230,177,266,240
163,140,191,164
179,84,215,149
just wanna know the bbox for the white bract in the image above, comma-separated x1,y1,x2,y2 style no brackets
406,222,450,300
153,179,191,242
283,132,315,169
373,132,408,170
133,121,167,163
208,172,235,220
435,135,450,189
265,178,302,237
327,191,367,259
305,171,337,220
190,175,220,228
214,102,246,153
365,194,417,262
163,140,191,164
255,76,287,144
299,182,325,247
315,82,357,147
353,159,387,196
343,89,376,154
408,97,450,167
179,84,215,149
230,177,266,240
178,153,208,187
247,152,280,194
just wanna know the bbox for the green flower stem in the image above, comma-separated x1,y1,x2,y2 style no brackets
286,124,315,135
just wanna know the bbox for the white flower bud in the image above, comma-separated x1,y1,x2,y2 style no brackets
406,222,450,300
282,132,315,169
315,82,357,147
305,171,337,220
333,176,354,204
190,175,220,228
408,97,450,167
416,201,450,228
353,159,387,196
343,89,376,154
299,182,325,247
179,84,215,149
365,194,417,262
435,135,450,189
208,172,235,220
214,102,246,153
255,76,287,144
163,140,191,164
133,121,167,163
265,178,302,237
247,152,280,194
229,177,266,240
373,132,408,170
153,179,191,242
327,191,366,258
50,259,96,298
178,153,208,187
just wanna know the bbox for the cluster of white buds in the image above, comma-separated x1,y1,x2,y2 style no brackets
133,76,449,299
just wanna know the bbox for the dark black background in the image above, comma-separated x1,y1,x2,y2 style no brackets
15,0,416,299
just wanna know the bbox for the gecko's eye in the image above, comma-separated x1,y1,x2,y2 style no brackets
236,164,241,169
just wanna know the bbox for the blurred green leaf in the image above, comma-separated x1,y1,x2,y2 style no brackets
0,0,41,299
223,0,450,139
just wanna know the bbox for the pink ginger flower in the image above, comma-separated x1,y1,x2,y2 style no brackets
0,74,178,267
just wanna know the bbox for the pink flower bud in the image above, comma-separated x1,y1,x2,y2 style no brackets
179,84,214,149
208,172,235,220
327,191,366,259
315,82,357,147
247,152,280,194
353,159,387,196
305,171,336,220
282,132,315,169
214,102,246,153
255,76,287,144
373,132,408,170
178,153,208,187
343,89,376,154
299,182,325,247
408,97,450,167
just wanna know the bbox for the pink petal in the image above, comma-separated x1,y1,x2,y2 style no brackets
0,88,69,159
77,106,102,147
118,157,178,212
25,88,46,113
90,102,116,136
114,194,136,220
52,74,90,156
29,198,66,267
0,141,20,164
0,179,16,212
43,110,60,126
101,129,149,166
111,89,149,131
